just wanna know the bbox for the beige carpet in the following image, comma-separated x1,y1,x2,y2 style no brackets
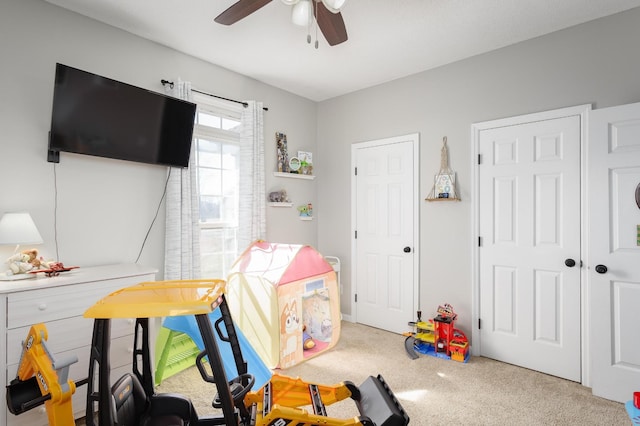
156,321,628,425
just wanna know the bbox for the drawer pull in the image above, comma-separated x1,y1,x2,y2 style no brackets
38,303,47,311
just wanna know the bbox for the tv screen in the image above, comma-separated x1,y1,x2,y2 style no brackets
48,63,196,168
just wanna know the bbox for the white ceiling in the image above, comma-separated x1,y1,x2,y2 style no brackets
44,0,640,102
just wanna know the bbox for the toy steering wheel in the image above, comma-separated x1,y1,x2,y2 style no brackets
212,373,255,409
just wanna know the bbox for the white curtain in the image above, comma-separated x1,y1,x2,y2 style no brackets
238,101,266,252
163,79,201,280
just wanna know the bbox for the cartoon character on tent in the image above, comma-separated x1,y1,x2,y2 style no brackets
280,299,302,367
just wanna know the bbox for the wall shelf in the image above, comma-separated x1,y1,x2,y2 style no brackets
268,202,293,207
425,197,461,202
273,172,315,180
299,216,313,221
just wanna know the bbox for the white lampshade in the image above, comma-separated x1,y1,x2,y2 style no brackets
0,212,43,245
291,0,311,26
321,0,346,13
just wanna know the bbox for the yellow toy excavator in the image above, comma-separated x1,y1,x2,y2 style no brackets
6,279,410,426
6,323,87,424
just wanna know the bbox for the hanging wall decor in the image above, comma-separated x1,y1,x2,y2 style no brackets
426,136,460,201
276,132,289,173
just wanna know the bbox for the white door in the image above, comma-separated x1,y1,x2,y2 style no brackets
477,113,582,381
589,101,640,402
351,134,419,334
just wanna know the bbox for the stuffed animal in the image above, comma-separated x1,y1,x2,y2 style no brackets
21,249,42,268
269,189,288,203
302,325,315,350
5,249,55,275
6,252,35,275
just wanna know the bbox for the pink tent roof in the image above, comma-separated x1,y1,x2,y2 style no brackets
230,241,333,286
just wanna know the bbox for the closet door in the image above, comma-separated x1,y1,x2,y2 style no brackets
477,113,582,382
589,101,640,402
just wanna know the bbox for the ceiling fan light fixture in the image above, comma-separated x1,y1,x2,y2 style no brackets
291,0,311,26
321,0,346,13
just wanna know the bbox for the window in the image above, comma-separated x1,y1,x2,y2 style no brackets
192,93,243,278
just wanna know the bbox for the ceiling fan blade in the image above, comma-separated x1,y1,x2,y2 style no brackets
215,0,273,25
313,1,348,46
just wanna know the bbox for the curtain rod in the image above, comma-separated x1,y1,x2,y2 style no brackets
161,79,268,111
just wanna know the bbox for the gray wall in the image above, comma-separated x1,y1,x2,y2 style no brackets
316,7,640,334
0,0,318,277
3,0,640,338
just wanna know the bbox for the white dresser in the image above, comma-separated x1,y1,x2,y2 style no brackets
0,263,157,426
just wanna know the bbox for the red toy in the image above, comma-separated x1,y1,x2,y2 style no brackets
29,262,79,277
404,304,469,362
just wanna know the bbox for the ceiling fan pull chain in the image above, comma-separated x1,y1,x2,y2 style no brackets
314,2,319,48
315,15,319,47
307,1,312,44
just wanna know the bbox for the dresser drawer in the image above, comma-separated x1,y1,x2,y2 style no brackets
7,277,144,329
6,317,135,366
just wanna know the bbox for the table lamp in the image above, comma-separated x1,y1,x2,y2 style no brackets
0,212,43,281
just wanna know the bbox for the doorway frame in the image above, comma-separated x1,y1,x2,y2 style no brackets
350,133,421,326
470,104,591,385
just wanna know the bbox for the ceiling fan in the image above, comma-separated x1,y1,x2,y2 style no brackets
215,0,348,47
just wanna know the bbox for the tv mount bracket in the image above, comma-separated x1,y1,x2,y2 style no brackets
47,132,60,163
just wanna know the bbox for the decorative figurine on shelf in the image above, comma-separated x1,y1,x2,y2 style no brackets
297,203,313,217
300,160,313,175
269,189,288,203
298,151,313,175
276,132,289,173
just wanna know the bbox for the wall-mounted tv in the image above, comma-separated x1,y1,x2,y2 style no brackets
48,63,196,168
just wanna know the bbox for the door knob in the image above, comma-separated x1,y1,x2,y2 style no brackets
564,259,576,267
595,264,608,274
403,246,411,253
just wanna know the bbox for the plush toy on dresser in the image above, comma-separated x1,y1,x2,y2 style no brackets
5,249,54,276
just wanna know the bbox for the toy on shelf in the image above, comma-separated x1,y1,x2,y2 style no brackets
403,303,469,362
297,203,313,217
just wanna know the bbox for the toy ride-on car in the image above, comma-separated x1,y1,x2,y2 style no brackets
7,279,410,426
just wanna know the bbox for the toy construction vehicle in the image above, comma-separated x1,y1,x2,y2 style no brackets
7,279,409,426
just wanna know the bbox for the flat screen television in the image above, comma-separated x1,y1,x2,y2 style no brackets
48,63,196,168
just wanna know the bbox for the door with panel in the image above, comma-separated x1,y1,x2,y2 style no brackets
352,134,419,334
478,114,582,381
589,101,640,402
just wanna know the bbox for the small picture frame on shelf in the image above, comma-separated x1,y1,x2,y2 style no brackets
434,173,455,198
289,157,301,173
297,151,313,164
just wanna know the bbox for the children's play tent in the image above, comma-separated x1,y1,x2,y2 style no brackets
226,241,341,369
